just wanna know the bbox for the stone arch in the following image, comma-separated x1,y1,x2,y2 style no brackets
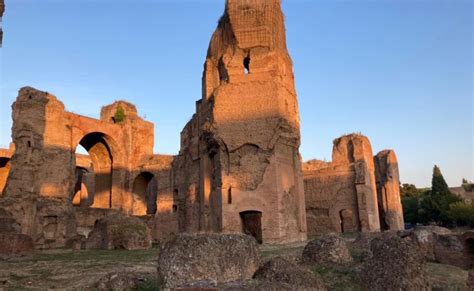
240,210,262,244
75,132,117,209
131,171,157,216
0,157,10,195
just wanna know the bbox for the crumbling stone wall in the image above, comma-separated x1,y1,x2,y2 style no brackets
304,134,404,235
374,150,404,230
172,0,307,243
304,134,382,235
0,87,175,247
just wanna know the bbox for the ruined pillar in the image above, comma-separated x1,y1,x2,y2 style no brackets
374,150,404,230
175,0,307,243
1,87,76,245
333,134,381,232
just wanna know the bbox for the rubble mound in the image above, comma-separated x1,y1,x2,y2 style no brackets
94,272,147,290
434,232,472,269
0,232,34,257
157,233,261,289
302,233,353,265
361,232,428,290
254,256,326,289
85,213,151,250
468,269,474,288
352,231,383,250
407,225,451,261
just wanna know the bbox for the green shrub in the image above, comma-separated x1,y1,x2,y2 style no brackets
446,201,474,227
113,106,126,123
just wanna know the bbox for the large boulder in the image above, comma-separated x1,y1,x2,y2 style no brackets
302,233,353,265
433,232,473,269
85,213,151,250
0,232,34,257
254,256,326,290
361,232,428,290
157,233,261,289
407,225,451,261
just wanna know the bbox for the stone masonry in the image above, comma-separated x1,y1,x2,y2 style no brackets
303,134,404,235
0,0,403,247
172,0,307,244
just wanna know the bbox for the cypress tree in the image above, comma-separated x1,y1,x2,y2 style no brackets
431,165,449,195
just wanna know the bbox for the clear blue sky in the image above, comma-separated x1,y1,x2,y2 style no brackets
0,0,472,187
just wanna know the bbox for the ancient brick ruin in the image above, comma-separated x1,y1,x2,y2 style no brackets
172,0,307,244
303,134,404,235
0,0,404,249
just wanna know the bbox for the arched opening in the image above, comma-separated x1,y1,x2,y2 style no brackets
76,132,114,209
132,172,157,216
0,157,10,196
243,55,250,75
339,209,356,233
240,210,262,244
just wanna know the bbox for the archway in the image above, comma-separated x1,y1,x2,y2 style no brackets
339,209,356,233
0,157,10,195
240,211,262,244
132,172,157,216
76,132,114,208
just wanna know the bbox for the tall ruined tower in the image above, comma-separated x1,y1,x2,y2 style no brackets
174,0,307,243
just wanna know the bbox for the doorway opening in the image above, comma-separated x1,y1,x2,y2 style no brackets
240,210,262,244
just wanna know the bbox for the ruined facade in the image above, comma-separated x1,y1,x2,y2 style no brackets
303,134,404,235
172,0,307,244
0,87,177,248
0,0,404,248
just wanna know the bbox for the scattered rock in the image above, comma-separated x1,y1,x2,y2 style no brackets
85,213,151,250
361,232,428,290
254,256,326,289
94,272,145,290
157,233,261,289
0,232,34,257
302,233,353,265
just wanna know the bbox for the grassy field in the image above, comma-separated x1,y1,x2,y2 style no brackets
0,237,469,290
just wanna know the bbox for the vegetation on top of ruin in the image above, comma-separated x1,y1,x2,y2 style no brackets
462,178,473,192
113,106,126,123
401,165,474,228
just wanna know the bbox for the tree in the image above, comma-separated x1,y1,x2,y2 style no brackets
400,183,419,198
431,165,449,195
418,165,462,226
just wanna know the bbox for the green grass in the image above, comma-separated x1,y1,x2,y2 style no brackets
312,264,329,274
15,248,158,264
